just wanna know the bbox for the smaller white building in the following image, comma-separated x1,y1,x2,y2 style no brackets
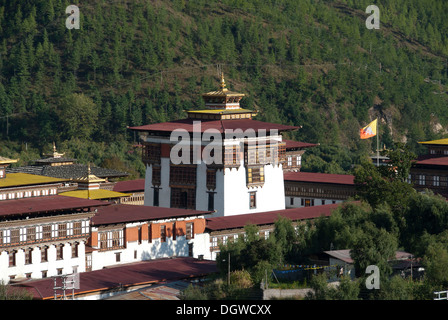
88,204,213,270
284,171,356,209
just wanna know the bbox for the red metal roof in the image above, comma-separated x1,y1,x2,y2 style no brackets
284,171,355,185
0,195,109,217
129,118,298,134
415,155,448,167
283,139,318,149
92,204,212,225
206,203,341,231
15,257,218,300
113,179,145,192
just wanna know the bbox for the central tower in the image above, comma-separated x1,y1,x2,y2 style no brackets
129,75,298,217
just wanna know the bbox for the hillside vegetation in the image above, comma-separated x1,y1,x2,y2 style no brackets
0,0,447,175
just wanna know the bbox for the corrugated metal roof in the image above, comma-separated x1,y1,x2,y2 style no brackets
14,257,218,300
92,204,212,226
415,155,448,166
0,195,109,217
113,179,145,192
206,203,341,231
0,173,68,188
324,249,353,263
283,139,318,149
418,138,448,145
59,189,130,200
284,171,355,185
324,250,413,264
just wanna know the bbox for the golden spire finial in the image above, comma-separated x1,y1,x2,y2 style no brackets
88,162,91,175
53,141,57,152
220,72,227,91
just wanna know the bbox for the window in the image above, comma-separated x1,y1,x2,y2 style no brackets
10,229,19,244
434,175,440,187
160,225,167,243
67,223,73,237
19,228,26,242
301,198,314,207
27,227,36,242
58,223,67,238
25,248,32,265
51,224,58,238
142,142,161,165
170,165,197,186
186,222,194,240
224,145,240,166
172,223,177,241
211,237,217,247
41,246,48,262
152,166,161,186
99,229,124,250
290,197,294,206
247,166,264,185
85,254,92,272
171,188,196,209
278,143,286,163
304,199,314,207
2,229,10,245
249,192,257,209
82,221,89,234
206,169,217,190
153,188,159,206
418,175,426,185
208,192,215,211
115,252,121,262
56,244,64,260
71,243,78,258
287,156,292,167
73,222,82,236
296,156,301,166
9,251,16,267
43,225,52,239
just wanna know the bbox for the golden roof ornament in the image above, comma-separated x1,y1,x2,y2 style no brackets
44,142,65,159
220,72,228,92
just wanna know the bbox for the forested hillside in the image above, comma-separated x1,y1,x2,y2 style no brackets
0,0,447,176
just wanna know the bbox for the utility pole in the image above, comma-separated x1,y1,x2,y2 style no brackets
227,252,230,286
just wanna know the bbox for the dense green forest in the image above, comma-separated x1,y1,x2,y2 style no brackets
0,0,447,176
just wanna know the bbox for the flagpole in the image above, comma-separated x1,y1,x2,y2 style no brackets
376,120,379,167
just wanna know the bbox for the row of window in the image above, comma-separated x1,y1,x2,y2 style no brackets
143,143,286,167
7,243,80,267
0,188,57,201
410,174,448,187
285,185,355,198
289,197,338,207
285,155,301,168
0,220,90,247
210,229,271,249
97,223,195,251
